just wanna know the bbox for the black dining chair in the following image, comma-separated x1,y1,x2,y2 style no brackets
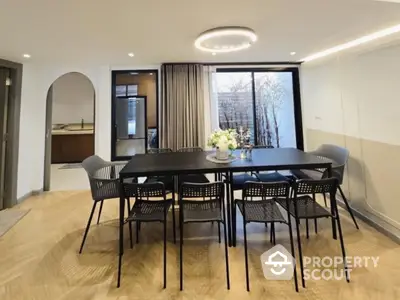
145,148,176,191
290,144,359,229
225,145,289,190
179,182,230,291
119,181,175,288
177,147,210,186
144,148,176,236
234,181,298,292
225,145,290,233
276,178,350,288
79,155,133,253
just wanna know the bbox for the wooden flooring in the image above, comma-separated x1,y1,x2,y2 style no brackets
0,190,399,300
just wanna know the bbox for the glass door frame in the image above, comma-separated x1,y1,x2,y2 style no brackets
111,95,148,161
111,69,160,161
215,67,304,150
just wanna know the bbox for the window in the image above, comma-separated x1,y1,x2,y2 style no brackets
115,84,138,97
213,68,301,149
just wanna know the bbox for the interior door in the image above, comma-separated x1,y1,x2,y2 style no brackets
113,96,147,159
0,68,10,210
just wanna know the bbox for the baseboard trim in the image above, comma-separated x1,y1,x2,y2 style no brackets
335,196,400,244
17,189,43,204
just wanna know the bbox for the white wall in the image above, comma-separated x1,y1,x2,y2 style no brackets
17,63,159,198
52,72,94,124
301,42,400,232
302,44,400,146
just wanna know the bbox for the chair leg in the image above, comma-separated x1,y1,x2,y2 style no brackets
243,221,250,292
79,201,97,254
287,221,299,292
330,198,337,240
221,197,231,291
163,219,167,288
314,219,318,234
333,195,350,282
270,223,276,245
295,218,306,288
323,193,328,207
338,186,359,230
96,200,104,225
218,221,221,244
126,198,133,249
136,221,140,243
223,220,230,290
232,202,237,246
179,217,184,290
172,193,176,244
270,223,273,243
117,195,125,288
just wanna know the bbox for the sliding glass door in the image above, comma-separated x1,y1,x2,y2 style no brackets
214,68,302,149
113,96,147,158
111,70,159,160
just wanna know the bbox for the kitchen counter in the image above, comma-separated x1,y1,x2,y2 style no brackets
52,129,94,135
52,123,94,135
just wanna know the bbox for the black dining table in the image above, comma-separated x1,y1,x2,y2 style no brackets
116,147,334,286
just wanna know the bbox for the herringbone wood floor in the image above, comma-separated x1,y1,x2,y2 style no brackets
0,190,399,300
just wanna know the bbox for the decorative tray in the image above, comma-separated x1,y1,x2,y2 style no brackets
206,154,238,164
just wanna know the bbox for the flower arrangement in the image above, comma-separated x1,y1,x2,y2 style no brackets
207,129,238,151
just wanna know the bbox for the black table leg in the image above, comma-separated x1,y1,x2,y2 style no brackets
327,166,337,240
225,172,232,247
229,172,236,247
117,178,125,288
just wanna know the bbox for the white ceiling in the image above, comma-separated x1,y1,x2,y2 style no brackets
1,0,400,65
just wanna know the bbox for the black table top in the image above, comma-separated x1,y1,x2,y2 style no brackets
119,147,332,178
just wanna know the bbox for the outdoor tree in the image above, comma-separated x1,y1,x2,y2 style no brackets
217,73,287,148
254,74,285,148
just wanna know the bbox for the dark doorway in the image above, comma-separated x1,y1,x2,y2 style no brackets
0,59,22,209
111,70,159,161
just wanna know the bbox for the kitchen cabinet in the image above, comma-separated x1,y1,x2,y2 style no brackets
51,133,94,163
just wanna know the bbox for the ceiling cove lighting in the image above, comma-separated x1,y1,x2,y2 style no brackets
195,26,257,53
300,24,400,62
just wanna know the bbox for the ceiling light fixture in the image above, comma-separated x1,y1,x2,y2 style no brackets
128,52,135,57
290,52,296,56
300,23,400,62
195,26,257,53
23,54,31,58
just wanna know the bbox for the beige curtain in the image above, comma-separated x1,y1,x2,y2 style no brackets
160,64,205,150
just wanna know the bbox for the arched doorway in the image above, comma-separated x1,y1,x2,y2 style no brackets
43,72,95,191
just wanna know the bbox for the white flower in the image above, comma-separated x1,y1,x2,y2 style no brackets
208,128,238,150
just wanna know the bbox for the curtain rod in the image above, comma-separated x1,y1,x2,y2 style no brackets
161,61,302,66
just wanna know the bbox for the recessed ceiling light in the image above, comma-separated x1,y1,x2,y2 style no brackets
149,73,153,75
23,54,31,58
290,52,296,56
212,52,216,56
301,23,400,62
128,52,135,57
195,26,257,53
